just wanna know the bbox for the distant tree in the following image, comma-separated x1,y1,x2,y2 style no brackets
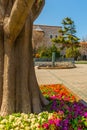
52,17,80,49
36,44,60,58
66,47,81,60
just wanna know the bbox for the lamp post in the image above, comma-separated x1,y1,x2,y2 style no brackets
52,52,56,67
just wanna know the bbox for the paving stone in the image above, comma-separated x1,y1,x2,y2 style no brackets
35,64,87,103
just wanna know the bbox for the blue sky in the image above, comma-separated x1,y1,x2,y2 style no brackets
34,0,87,40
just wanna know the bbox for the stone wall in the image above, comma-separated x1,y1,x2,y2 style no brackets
79,42,87,60
80,42,87,55
32,24,62,48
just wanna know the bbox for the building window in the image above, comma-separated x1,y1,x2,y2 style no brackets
55,35,57,38
50,35,53,39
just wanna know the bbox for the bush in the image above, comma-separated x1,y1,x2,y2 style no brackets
66,47,80,60
36,44,60,59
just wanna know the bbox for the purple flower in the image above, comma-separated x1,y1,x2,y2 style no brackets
84,112,87,118
62,126,68,130
64,119,69,124
54,118,61,126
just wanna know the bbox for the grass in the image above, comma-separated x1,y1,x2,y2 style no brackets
75,61,87,64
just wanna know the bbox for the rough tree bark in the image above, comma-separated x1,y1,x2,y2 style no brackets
0,0,49,116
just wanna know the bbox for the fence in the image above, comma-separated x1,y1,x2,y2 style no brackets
34,58,75,66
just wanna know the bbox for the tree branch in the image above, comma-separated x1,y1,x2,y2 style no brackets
4,0,34,44
32,0,45,22
0,0,9,17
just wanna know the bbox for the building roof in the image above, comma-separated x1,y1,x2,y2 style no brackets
33,24,62,28
80,42,87,46
34,26,44,32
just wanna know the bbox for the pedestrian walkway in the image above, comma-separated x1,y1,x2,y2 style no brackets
35,64,87,103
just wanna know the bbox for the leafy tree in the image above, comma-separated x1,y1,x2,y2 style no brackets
50,44,60,58
0,0,49,116
66,47,81,60
36,44,60,58
52,17,80,50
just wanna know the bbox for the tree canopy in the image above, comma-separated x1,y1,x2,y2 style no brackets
52,17,80,48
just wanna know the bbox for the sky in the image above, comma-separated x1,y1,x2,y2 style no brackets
34,0,87,40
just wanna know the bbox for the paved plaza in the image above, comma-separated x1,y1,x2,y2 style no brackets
35,64,87,103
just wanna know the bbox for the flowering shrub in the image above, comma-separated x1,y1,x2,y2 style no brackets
40,84,87,129
40,84,76,102
0,84,87,130
35,53,40,58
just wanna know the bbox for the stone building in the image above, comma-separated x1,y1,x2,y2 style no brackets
80,42,87,60
32,25,87,60
32,24,62,49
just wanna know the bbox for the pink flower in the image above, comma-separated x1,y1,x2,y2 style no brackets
48,119,54,125
50,96,57,100
84,112,87,118
42,123,49,129
54,118,61,126
78,128,82,130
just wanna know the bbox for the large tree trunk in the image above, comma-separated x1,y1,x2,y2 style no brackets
0,0,48,116
0,19,4,108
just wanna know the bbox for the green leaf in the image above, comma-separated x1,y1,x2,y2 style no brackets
84,121,87,127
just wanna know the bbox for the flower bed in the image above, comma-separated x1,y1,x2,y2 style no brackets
37,62,76,69
0,84,87,130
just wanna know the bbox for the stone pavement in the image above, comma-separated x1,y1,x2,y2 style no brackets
35,64,87,103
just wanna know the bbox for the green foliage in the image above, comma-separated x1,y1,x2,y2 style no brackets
66,47,80,59
52,17,80,48
75,61,87,64
51,43,57,52
36,44,60,58
37,46,51,58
